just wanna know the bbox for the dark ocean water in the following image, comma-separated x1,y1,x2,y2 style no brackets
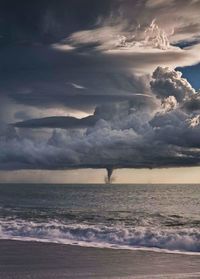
0,184,200,254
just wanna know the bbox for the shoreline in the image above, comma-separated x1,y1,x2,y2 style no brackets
1,237,200,256
1,240,200,278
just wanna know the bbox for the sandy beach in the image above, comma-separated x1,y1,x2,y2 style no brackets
0,240,200,279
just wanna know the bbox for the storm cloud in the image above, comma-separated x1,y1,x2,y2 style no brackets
1,0,200,177
13,115,98,129
1,66,200,172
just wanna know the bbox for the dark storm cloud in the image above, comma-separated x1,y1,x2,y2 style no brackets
12,95,155,129
1,0,200,175
13,115,97,129
150,109,200,148
0,43,197,115
1,0,200,116
182,95,200,112
1,67,200,172
0,44,154,112
0,0,112,45
150,66,195,102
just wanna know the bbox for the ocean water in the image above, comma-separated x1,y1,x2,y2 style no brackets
0,183,200,254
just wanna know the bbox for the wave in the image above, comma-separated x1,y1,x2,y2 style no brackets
0,219,200,254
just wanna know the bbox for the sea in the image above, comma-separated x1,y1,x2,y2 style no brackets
0,183,200,255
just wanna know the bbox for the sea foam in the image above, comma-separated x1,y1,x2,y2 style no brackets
0,218,200,254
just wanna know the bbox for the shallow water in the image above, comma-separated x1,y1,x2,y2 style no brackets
0,184,200,253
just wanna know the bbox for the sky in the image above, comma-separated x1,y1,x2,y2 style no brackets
1,0,200,183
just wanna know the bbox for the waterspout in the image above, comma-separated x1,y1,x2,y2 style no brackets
105,167,113,184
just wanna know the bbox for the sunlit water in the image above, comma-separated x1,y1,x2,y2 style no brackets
0,184,200,254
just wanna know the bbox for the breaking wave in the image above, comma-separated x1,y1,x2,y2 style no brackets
0,219,200,254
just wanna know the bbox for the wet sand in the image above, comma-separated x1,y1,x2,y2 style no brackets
0,240,200,278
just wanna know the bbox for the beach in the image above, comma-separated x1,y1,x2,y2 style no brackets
0,240,200,279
